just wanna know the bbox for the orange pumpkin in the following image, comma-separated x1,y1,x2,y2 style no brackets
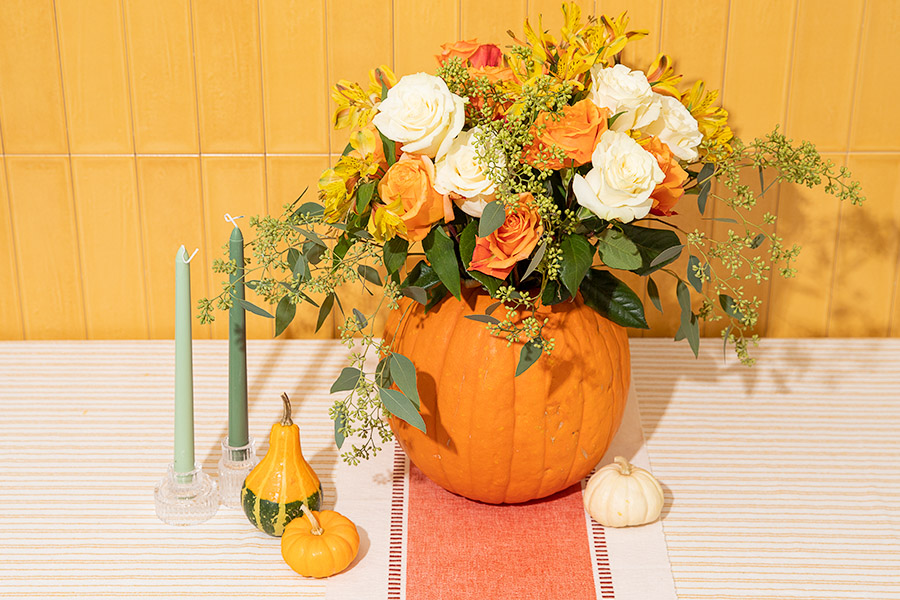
384,286,630,504
281,505,360,578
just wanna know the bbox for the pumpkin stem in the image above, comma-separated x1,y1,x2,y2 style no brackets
614,456,633,476
300,503,324,536
280,393,294,427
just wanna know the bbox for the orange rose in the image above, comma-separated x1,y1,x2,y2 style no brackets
376,154,453,242
525,99,609,170
644,136,688,216
436,39,480,65
470,194,544,280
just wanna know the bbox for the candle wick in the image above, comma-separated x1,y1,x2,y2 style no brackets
183,248,200,264
224,213,245,229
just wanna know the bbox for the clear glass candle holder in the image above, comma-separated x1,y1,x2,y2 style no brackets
154,463,219,526
217,436,258,509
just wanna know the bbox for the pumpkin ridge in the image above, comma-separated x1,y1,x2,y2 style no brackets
560,301,590,490
432,294,466,496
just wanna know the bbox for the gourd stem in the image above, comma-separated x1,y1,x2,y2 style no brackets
614,456,632,476
280,393,293,427
300,503,324,536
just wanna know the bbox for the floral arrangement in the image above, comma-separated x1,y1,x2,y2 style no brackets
199,4,862,463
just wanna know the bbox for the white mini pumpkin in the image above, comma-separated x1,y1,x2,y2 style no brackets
584,456,665,527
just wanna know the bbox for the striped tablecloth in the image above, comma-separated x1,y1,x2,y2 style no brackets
0,338,898,599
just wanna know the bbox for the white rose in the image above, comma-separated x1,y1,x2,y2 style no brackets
372,73,466,159
573,130,665,223
589,64,660,132
644,95,702,161
433,128,501,217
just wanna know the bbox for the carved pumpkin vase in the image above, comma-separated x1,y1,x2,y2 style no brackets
383,286,630,504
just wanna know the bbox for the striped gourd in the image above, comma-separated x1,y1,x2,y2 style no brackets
241,393,322,537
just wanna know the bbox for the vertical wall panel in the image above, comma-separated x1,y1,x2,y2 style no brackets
192,0,265,153
260,0,329,153
266,155,333,338
394,0,458,77
55,0,133,154
712,0,796,336
0,161,24,339
828,155,900,337
460,0,525,48
786,0,864,152
0,0,69,153
136,157,210,340
643,0,731,338
124,0,199,154
5,157,86,339
850,1,900,151
201,156,273,340
327,0,393,151
767,154,844,337
71,157,148,338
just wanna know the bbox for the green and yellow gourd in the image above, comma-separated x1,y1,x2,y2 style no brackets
241,393,322,537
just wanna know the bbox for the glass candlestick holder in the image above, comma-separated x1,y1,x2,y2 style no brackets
154,463,219,525
217,436,258,509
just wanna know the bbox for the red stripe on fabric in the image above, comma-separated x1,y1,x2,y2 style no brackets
387,446,407,600
404,463,602,600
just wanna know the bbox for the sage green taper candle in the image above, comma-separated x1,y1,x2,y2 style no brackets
174,245,196,474
228,225,249,447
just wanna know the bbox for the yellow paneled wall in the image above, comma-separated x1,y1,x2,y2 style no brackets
1,0,898,340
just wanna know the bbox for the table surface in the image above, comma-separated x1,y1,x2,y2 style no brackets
0,338,898,600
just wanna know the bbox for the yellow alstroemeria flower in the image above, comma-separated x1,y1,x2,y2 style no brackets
682,80,733,156
367,198,406,242
331,65,397,131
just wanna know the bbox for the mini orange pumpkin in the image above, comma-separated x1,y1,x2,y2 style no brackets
384,286,630,504
281,505,360,578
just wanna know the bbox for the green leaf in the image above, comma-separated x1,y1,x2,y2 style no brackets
357,264,382,286
378,129,397,167
334,235,353,259
719,294,744,320
478,201,507,237
607,110,627,128
515,340,543,376
702,217,739,223
401,286,427,305
331,367,363,393
316,293,335,332
355,181,376,213
237,298,274,319
292,226,326,248
596,228,641,270
379,387,426,433
389,353,419,409
541,279,571,305
485,301,502,315
619,223,683,275
304,241,326,265
687,255,709,293
333,410,346,449
375,356,391,388
650,244,684,268
459,222,503,295
352,308,368,328
294,202,324,218
521,241,547,280
676,312,700,357
292,253,311,282
697,162,715,215
580,269,649,329
383,237,408,275
676,279,692,319
465,314,501,325
559,234,594,295
647,276,663,313
402,261,441,290
758,166,766,197
274,296,295,337
422,227,461,300
750,233,766,249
